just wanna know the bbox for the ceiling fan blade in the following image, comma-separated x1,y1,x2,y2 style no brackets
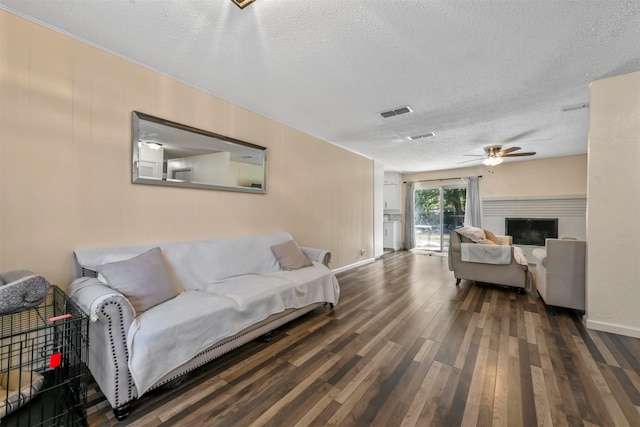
457,158,483,164
503,152,536,157
503,129,538,143
500,146,521,155
462,154,486,157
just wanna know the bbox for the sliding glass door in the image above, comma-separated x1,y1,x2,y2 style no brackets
414,185,466,251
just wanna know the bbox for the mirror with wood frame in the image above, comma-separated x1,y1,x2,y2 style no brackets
132,111,267,194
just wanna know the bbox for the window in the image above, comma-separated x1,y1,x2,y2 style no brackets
414,186,466,251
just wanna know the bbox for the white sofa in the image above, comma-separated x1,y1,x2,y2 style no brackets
67,232,339,420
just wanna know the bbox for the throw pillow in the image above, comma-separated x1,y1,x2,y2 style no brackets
95,254,141,284
456,226,486,243
271,240,313,271
484,229,501,245
96,247,181,314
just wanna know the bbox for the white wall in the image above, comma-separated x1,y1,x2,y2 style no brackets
167,151,230,184
586,71,640,338
230,161,263,188
138,145,165,179
374,162,384,258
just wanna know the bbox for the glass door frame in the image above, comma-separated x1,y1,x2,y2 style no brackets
414,184,466,252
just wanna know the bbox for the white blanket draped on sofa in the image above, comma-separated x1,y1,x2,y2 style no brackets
460,243,528,266
127,263,338,394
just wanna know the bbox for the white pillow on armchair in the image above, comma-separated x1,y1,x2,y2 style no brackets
456,226,486,242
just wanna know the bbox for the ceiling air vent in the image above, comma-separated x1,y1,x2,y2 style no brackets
380,105,413,118
407,132,435,140
561,102,589,112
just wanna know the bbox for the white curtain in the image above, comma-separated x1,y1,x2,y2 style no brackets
463,176,482,227
403,182,416,250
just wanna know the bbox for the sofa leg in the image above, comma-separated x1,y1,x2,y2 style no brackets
455,279,461,286
113,402,132,421
324,302,335,309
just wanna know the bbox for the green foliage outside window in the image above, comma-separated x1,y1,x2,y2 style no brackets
414,187,466,231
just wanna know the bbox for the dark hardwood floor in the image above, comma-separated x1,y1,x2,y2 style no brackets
87,251,640,426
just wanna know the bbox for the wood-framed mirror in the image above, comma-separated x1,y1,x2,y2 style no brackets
132,111,267,194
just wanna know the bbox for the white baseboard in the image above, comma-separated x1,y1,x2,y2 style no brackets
585,318,640,339
332,258,375,274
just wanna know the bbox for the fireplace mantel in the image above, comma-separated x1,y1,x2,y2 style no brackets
483,194,586,217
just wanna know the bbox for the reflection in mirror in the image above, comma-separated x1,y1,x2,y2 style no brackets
132,111,267,193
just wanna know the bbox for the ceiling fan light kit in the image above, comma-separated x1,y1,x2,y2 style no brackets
458,144,536,165
483,156,504,166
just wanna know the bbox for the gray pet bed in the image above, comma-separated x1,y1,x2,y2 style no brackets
0,369,44,419
0,270,51,315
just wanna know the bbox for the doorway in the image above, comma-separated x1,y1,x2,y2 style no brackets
414,186,466,251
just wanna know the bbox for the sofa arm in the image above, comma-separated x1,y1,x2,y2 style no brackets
68,278,138,409
300,247,331,267
68,277,137,321
532,248,548,268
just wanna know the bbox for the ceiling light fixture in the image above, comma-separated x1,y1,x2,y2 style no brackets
146,142,163,150
483,156,504,166
231,0,256,9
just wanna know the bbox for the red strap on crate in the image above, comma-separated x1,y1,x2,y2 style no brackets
47,313,72,322
50,353,62,368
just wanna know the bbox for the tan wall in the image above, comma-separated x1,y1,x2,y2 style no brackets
586,71,640,338
480,155,587,198
403,155,587,200
0,11,374,289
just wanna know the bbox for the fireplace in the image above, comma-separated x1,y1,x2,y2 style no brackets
505,218,558,246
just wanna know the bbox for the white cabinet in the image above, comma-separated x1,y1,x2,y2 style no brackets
384,171,401,185
383,221,402,250
383,184,402,212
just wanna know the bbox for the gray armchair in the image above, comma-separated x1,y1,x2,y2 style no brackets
532,238,586,311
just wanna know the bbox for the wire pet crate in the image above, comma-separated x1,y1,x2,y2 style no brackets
0,286,88,426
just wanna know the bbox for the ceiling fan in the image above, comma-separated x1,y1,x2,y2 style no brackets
458,145,536,166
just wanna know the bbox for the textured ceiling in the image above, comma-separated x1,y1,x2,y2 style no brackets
2,0,639,172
